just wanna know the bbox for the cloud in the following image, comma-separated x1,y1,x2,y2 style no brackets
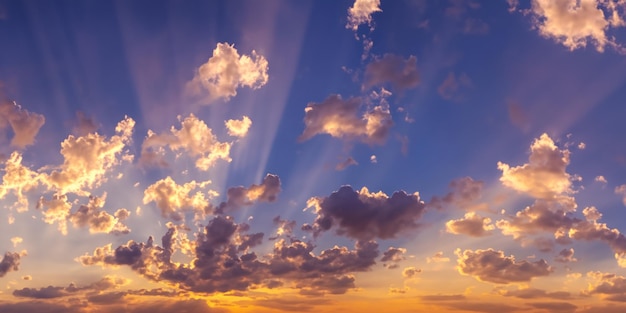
455,248,552,284
554,248,577,263
299,94,393,145
501,287,572,299
596,175,608,184
585,271,626,301
568,206,626,267
0,152,42,212
508,101,531,132
498,133,573,200
0,251,25,278
615,184,626,206
78,215,381,296
140,114,232,170
402,266,421,278
217,173,281,212
427,251,451,263
336,157,358,171
12,275,129,299
346,0,382,31
0,100,45,148
10,237,22,248
525,0,626,53
41,116,135,195
306,185,425,240
69,193,130,235
363,54,420,92
381,247,406,269
72,111,99,136
496,199,578,240
142,176,214,221
420,294,466,301
429,177,484,210
434,301,523,313
186,42,268,104
445,212,495,237
528,302,577,313
437,72,472,102
225,116,252,138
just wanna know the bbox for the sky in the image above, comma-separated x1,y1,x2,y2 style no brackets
1,0,626,312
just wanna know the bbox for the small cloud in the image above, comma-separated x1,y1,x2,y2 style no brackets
445,212,494,237
578,142,586,150
595,175,608,184
225,116,252,138
0,100,45,148
336,157,358,171
554,248,577,263
370,155,377,163
10,237,22,248
346,0,382,32
186,43,268,104
427,251,450,263
403,266,421,279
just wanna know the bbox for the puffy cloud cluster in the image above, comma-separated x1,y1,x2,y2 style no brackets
42,116,135,195
585,271,626,302
77,215,381,296
299,94,393,145
140,114,233,170
186,42,268,103
554,248,577,263
218,174,281,212
524,0,626,53
498,133,573,200
496,199,578,240
305,185,425,240
69,194,130,235
0,251,25,278
225,116,252,138
0,100,45,148
446,212,495,237
0,152,42,212
143,176,214,221
346,0,382,31
456,248,552,284
363,54,420,92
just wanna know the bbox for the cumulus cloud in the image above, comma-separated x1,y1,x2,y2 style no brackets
42,116,135,195
445,212,495,237
225,116,252,138
0,251,25,278
0,152,41,212
498,133,573,200
186,42,268,103
217,173,281,213
363,54,420,92
305,185,425,240
77,216,381,295
299,94,393,145
346,0,382,31
381,247,407,269
525,0,626,53
140,114,232,170
69,193,130,235
143,176,214,221
0,100,45,148
455,248,552,284
496,199,578,240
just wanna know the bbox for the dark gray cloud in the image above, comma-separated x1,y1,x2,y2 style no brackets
0,251,22,278
307,185,425,240
380,247,406,269
456,248,552,284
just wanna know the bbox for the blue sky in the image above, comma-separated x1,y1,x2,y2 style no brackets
1,1,626,312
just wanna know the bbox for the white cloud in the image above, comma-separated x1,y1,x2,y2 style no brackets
346,0,382,31
0,152,42,212
186,43,268,103
140,114,232,171
498,133,573,200
225,116,252,138
143,176,214,221
527,0,626,53
615,184,626,206
299,94,392,145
